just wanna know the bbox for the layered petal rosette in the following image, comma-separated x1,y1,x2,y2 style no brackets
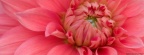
0,0,144,55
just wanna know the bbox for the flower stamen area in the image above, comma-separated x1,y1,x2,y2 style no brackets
86,16,97,27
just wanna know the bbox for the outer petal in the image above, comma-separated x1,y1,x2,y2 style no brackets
14,36,64,55
47,44,79,55
132,47,144,54
95,46,117,55
111,0,144,17
122,14,144,37
0,14,19,35
21,0,38,6
0,0,37,15
0,42,22,55
142,37,144,43
107,0,122,12
0,2,4,14
121,0,144,17
119,36,144,48
112,44,135,55
0,14,18,26
112,42,144,55
0,26,40,55
15,8,60,31
37,0,71,13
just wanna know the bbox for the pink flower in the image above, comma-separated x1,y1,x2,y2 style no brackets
0,0,144,55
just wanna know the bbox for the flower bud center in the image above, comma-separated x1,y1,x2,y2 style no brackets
86,16,97,27
64,1,115,49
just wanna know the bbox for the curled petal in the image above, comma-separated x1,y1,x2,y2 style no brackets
45,22,65,38
113,27,127,37
50,30,66,39
95,46,118,55
66,31,75,44
77,47,93,55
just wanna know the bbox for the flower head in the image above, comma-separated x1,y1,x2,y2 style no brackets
0,0,144,55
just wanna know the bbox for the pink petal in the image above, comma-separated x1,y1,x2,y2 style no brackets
66,31,75,44
47,44,79,55
113,27,127,37
0,2,4,14
21,0,38,6
112,35,144,54
0,42,22,55
95,46,118,55
0,26,13,36
15,8,60,31
122,14,144,37
112,42,144,55
77,47,93,55
107,0,122,12
132,47,144,54
45,22,64,37
50,30,66,39
0,26,40,45
142,37,144,43
112,15,127,27
0,0,37,14
0,14,18,26
121,0,144,17
0,26,39,55
37,0,71,13
142,10,144,15
112,44,136,55
0,14,19,35
15,36,64,55
119,36,144,48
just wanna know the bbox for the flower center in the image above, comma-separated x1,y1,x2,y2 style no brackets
86,16,97,27
64,1,115,49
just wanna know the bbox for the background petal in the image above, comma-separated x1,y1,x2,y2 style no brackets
121,0,144,17
119,36,144,48
0,0,37,15
0,14,19,35
15,36,64,55
122,14,144,37
47,44,79,55
37,0,71,13
0,2,4,14
0,26,40,55
15,8,60,31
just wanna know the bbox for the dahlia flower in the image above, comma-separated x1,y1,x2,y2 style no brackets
0,0,144,55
